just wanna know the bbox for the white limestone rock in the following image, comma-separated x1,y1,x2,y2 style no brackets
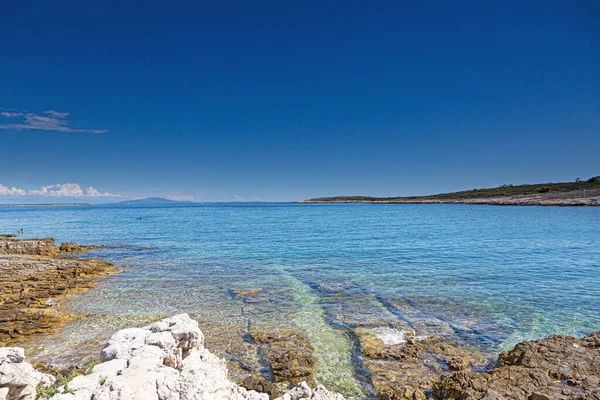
0,347,55,400
50,314,267,400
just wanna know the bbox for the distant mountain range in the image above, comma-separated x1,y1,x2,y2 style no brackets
112,197,195,206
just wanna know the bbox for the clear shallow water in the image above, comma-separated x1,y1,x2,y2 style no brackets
2,203,600,395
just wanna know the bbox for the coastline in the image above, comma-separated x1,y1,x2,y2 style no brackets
0,237,116,345
298,181,600,206
297,196,600,206
298,193,600,207
1,235,599,399
2,313,599,399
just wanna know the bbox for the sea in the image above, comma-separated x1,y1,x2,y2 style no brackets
1,203,599,396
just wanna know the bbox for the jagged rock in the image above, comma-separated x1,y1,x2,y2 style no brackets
481,389,506,400
356,326,487,400
249,331,315,384
0,347,55,400
44,314,266,400
433,332,600,400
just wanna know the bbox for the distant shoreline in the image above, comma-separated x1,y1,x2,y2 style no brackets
298,178,600,207
0,203,94,207
298,196,599,206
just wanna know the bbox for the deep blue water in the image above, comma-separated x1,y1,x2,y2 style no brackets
1,203,599,394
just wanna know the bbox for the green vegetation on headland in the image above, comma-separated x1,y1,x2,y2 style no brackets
300,176,600,206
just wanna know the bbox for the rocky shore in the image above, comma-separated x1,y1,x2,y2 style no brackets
299,183,600,207
1,314,598,400
298,193,600,207
0,314,344,400
0,236,115,344
1,237,599,400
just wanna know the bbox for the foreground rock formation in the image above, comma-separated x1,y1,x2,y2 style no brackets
0,308,598,399
0,237,115,344
0,347,55,399
0,314,345,400
434,332,600,400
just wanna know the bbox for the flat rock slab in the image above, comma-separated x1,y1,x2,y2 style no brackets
0,248,115,344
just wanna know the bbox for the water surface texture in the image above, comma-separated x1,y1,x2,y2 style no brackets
2,203,599,395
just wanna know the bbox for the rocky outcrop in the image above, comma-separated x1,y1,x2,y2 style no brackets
0,237,59,256
0,347,55,400
18,314,344,400
433,332,600,400
0,238,116,344
356,326,487,400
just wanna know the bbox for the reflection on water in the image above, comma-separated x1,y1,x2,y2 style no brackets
2,203,599,398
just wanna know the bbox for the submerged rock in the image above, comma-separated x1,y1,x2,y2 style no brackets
58,242,100,254
241,376,279,398
250,330,315,384
231,288,263,298
433,332,600,399
0,347,55,400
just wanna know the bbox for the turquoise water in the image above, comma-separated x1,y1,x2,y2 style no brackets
2,203,600,394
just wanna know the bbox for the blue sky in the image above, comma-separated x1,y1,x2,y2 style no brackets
1,1,598,202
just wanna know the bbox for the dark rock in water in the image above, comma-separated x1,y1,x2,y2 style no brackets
0,234,18,238
433,332,600,400
241,375,279,398
59,242,100,254
249,330,315,384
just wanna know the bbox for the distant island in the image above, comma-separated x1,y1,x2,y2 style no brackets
299,176,600,206
111,197,195,206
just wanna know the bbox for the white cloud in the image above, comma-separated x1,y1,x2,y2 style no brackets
0,109,106,134
85,186,121,197
0,183,120,198
45,110,70,118
0,184,27,196
29,183,85,197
